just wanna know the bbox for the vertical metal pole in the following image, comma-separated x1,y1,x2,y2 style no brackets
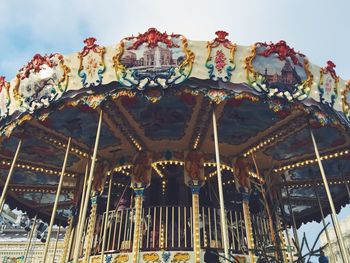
251,154,277,249
76,163,89,241
52,225,61,263
314,185,336,263
23,215,37,263
131,187,144,263
72,110,103,263
310,128,350,263
191,185,201,263
43,137,71,262
212,110,229,262
178,206,181,248
284,182,300,251
0,140,21,214
242,193,255,263
165,206,168,248
208,207,212,247
71,163,88,260
184,207,187,248
117,210,123,250
171,206,174,248
101,173,113,261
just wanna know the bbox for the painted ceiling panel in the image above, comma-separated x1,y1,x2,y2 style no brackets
265,125,345,160
122,94,193,140
1,136,80,168
218,100,279,145
44,107,120,149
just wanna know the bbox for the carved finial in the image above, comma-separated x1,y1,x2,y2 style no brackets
215,30,229,42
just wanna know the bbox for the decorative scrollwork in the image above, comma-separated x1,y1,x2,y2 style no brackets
205,31,237,82
342,80,350,121
0,76,11,119
13,53,70,113
78,37,106,88
245,41,313,101
113,28,194,95
318,60,339,107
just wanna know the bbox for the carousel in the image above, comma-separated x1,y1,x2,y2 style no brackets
0,28,350,263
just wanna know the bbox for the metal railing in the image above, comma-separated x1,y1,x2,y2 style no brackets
92,206,271,255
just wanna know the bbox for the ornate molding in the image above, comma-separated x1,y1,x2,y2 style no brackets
205,31,237,82
78,37,106,88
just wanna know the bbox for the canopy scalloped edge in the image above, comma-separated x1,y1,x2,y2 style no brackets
0,28,349,136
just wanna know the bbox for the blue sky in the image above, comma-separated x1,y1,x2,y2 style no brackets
1,0,349,259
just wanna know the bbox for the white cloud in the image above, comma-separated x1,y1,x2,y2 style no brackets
0,0,349,78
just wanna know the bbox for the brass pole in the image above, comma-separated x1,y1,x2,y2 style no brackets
43,137,72,262
191,184,201,263
313,185,336,263
72,110,103,263
0,140,22,213
52,224,61,263
131,186,144,263
212,110,229,262
282,176,300,252
74,162,89,257
251,154,277,249
310,128,349,263
23,215,37,263
101,173,113,261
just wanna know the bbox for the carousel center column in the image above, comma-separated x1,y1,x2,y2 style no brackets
234,158,255,263
191,182,201,263
131,183,145,263
131,151,152,263
184,150,205,263
241,190,255,263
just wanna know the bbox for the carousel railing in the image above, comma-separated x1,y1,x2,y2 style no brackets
92,206,272,255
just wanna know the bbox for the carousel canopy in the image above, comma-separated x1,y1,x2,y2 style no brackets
0,28,349,226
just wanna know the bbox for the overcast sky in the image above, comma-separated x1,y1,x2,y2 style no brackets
1,0,349,259
1,0,350,80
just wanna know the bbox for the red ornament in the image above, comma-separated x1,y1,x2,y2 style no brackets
214,31,229,43
258,40,304,66
214,50,227,73
126,28,179,50
18,54,56,79
80,37,102,57
0,76,8,93
322,60,338,80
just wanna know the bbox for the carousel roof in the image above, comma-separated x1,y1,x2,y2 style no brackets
0,28,349,226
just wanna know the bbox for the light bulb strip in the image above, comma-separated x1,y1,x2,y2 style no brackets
0,159,77,178
274,149,350,173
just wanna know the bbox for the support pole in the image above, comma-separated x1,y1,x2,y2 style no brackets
52,224,61,263
74,162,89,258
23,215,37,263
73,110,103,263
83,196,98,263
241,192,255,263
101,173,113,262
191,183,201,263
251,154,277,249
60,216,74,263
131,185,144,263
0,140,21,213
43,137,72,262
310,128,349,263
212,110,229,262
313,185,336,263
283,176,300,252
